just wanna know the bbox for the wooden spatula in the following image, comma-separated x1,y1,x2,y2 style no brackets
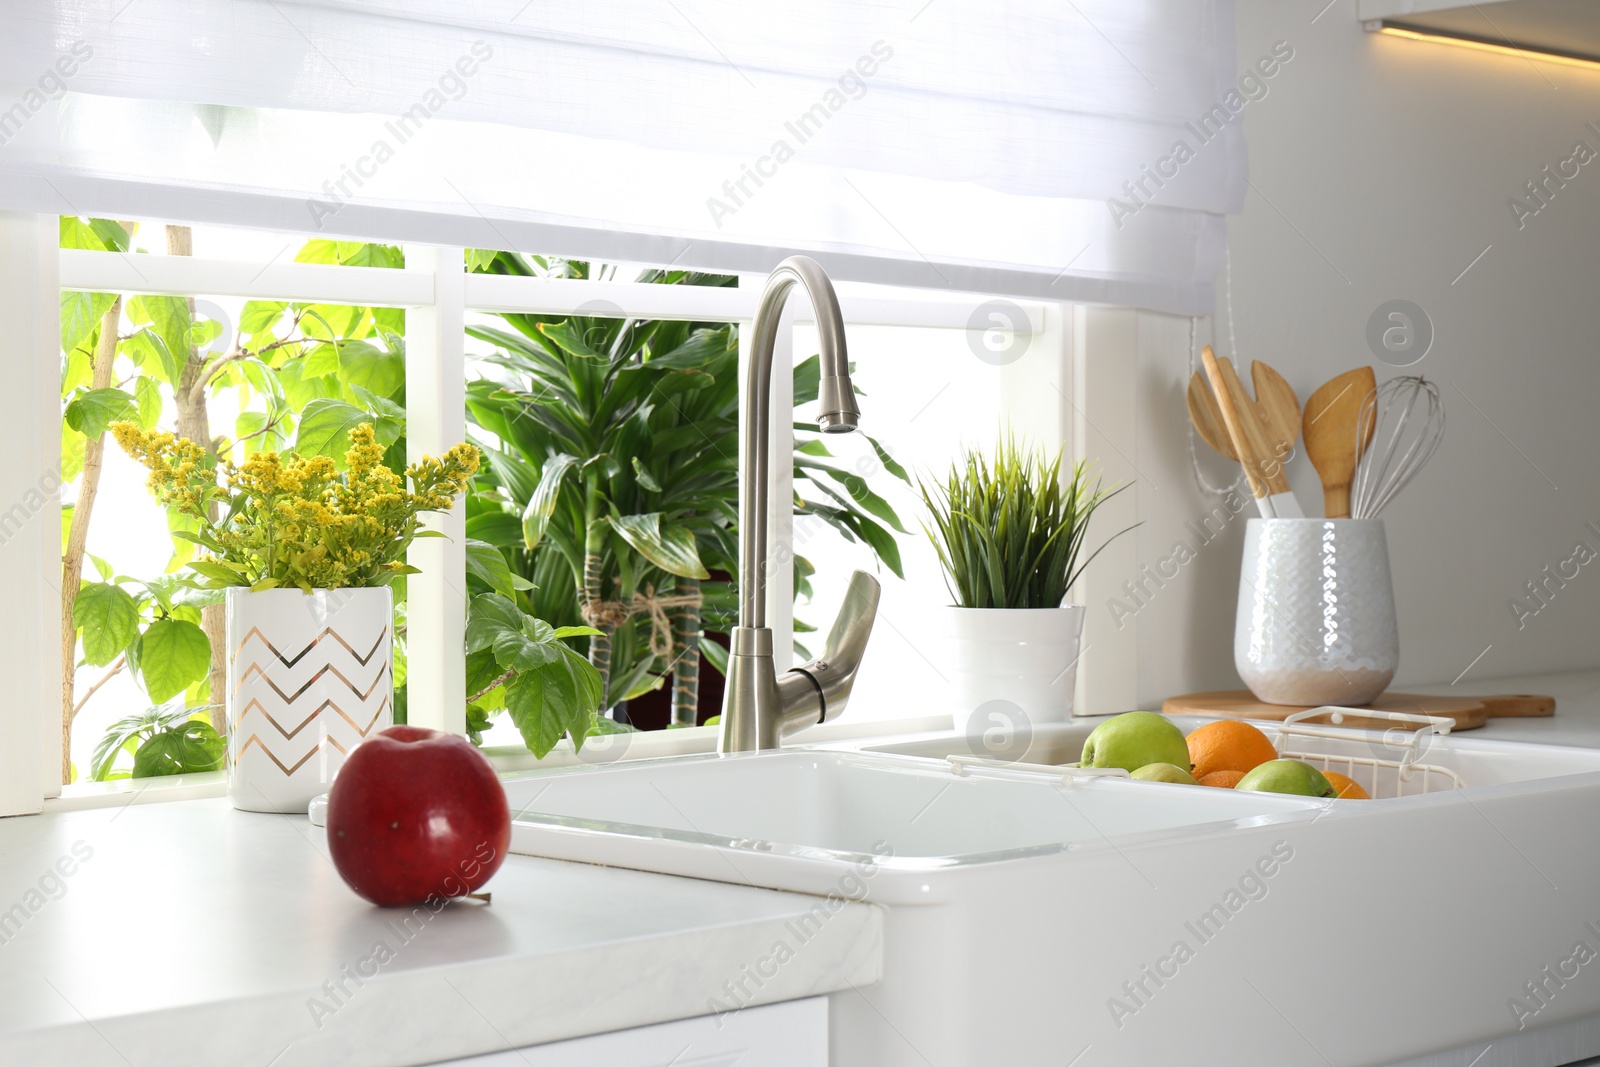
1199,347,1302,516
1302,366,1377,518
1252,362,1302,462
1188,364,1301,464
1194,348,1303,517
1187,371,1238,459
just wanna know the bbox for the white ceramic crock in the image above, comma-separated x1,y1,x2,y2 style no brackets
945,605,1087,738
1234,518,1398,706
225,586,394,813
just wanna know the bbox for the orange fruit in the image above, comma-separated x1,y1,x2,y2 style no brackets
1322,770,1370,800
1186,720,1278,781
1198,769,1246,789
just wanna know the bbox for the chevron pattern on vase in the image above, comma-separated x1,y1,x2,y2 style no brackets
227,623,393,778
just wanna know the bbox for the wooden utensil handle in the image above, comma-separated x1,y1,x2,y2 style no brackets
1324,485,1351,519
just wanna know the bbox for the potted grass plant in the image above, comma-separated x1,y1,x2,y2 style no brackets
921,439,1131,736
112,420,479,813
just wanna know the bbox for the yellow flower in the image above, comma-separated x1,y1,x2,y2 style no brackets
112,420,479,590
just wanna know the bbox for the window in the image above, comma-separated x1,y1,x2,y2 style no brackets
37,214,1102,807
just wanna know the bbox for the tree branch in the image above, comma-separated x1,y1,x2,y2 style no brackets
71,655,126,722
468,669,515,705
61,296,123,783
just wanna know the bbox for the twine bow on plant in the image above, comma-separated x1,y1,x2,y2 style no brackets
581,584,704,659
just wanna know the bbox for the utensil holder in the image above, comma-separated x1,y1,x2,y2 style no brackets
1234,518,1398,706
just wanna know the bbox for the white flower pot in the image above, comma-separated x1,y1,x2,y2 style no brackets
1234,518,1398,706
944,605,1087,745
225,587,394,813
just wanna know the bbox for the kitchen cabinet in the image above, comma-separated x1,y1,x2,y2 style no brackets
423,998,826,1066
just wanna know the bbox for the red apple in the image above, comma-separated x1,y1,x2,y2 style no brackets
326,725,511,907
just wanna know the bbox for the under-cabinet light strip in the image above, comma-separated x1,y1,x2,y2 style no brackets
1367,19,1600,73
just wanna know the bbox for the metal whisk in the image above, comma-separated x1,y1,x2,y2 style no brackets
1350,376,1444,519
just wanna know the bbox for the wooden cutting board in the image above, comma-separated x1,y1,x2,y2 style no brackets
1161,691,1556,732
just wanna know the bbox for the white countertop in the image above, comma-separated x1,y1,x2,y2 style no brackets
1408,668,1600,747
0,798,882,1067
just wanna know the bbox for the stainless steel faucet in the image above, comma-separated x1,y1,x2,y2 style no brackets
718,256,881,753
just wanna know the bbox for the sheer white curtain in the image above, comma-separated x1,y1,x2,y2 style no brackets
0,0,1246,311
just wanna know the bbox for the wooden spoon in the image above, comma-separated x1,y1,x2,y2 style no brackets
1302,366,1377,518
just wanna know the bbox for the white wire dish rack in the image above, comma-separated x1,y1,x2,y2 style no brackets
1266,707,1463,799
941,708,1469,799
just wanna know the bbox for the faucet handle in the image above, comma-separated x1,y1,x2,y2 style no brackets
779,571,880,737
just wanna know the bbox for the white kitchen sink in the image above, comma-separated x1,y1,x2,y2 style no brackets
503,727,1600,1067
504,748,1321,905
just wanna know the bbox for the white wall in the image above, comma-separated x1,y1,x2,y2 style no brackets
1124,1,1600,706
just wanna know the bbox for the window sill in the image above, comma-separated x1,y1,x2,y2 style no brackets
42,715,955,814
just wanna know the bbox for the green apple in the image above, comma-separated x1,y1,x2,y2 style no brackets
1079,712,1191,774
1235,759,1336,798
1130,762,1199,785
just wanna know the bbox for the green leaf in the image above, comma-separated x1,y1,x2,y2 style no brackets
610,513,710,579
186,560,249,586
63,388,139,439
521,453,578,551
90,706,183,782
700,637,730,676
124,328,185,388
293,399,369,464
793,353,822,405
73,583,140,667
60,291,116,355
646,328,728,370
504,648,602,758
132,376,165,430
465,593,526,654
337,339,405,398
465,703,494,746
132,720,225,777
89,219,131,252
60,217,130,252
492,627,562,672
866,435,911,483
551,625,603,639
127,296,195,386
239,300,288,337
300,342,342,379
137,618,212,704
61,421,87,483
465,540,531,599
631,457,661,492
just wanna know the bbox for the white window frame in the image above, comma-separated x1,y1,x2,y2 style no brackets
2,214,1140,814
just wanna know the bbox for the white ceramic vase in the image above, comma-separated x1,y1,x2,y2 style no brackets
945,605,1087,741
1234,518,1398,706
225,586,394,813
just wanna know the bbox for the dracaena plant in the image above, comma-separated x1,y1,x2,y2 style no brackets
110,420,479,591
920,439,1132,610
463,253,909,734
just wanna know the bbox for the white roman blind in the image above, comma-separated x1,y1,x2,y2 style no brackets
0,0,1247,312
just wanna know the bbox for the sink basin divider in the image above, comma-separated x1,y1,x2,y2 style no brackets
943,753,1131,787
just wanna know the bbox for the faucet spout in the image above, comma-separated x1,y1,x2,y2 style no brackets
719,256,873,754
738,256,858,632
